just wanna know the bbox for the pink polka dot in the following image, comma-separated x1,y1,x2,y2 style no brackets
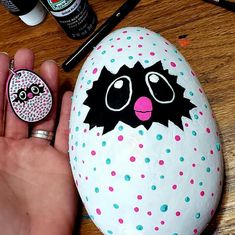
192,163,196,168
92,68,98,74
176,211,181,216
97,45,102,50
139,36,144,39
185,123,189,127
165,41,169,45
211,209,214,216
159,160,164,165
160,220,165,225
175,135,181,141
130,156,136,162
200,191,205,197
199,111,203,116
138,53,142,56
172,184,177,190
190,179,194,184
111,45,114,48
117,48,123,52
109,186,114,192
199,88,203,93
96,208,101,215
84,128,87,133
179,171,184,176
165,49,168,52
134,207,139,212
139,144,143,148
206,128,211,133
193,228,198,234
117,37,121,40
170,62,176,67
118,135,124,141
147,211,152,216
211,193,214,197
128,45,131,48
122,30,127,34
138,44,143,48
118,218,124,224
191,70,196,76
91,150,96,156
85,176,88,180
141,174,145,178
154,227,159,231
210,150,214,155
150,52,155,56
137,195,143,200
111,171,116,176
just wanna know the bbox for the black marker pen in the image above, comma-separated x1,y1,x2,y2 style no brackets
62,0,141,72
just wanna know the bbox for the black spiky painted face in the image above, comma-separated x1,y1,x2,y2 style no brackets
84,61,196,134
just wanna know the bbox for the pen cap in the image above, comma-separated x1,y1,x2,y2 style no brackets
19,1,47,26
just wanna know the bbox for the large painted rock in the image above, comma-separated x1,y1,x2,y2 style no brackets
69,27,223,235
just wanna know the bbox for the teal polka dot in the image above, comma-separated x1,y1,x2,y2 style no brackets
125,175,131,181
107,230,113,234
101,50,106,54
166,148,171,154
185,196,190,202
204,104,208,108
95,187,99,193
102,141,107,147
74,156,77,161
93,167,96,171
113,204,119,209
216,143,221,151
75,141,78,147
194,114,199,120
109,38,113,41
129,56,133,60
173,233,178,235
136,225,143,231
110,59,115,63
199,182,203,186
86,196,89,201
78,111,81,116
156,134,163,140
160,204,168,212
189,91,194,96
144,60,149,64
82,143,86,148
192,131,197,136
206,167,211,173
139,130,144,135
145,157,150,163
106,158,111,165
87,80,91,85
160,175,165,179
127,36,131,40
201,156,206,161
195,213,201,219
180,72,184,75
151,185,157,190
81,76,85,81
174,49,178,54
118,125,123,131
75,126,79,132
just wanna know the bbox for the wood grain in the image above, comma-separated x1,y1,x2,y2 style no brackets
0,0,234,234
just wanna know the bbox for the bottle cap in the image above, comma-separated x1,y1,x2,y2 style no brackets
19,1,47,26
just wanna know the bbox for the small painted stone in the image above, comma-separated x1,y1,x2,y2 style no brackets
69,27,224,235
7,69,52,122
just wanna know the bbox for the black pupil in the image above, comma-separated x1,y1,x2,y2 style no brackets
107,78,130,110
148,74,173,101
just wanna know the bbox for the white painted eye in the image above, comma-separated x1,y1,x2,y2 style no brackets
19,91,27,101
145,72,175,104
105,76,132,111
31,85,40,94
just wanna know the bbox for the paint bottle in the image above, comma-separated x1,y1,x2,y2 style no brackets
1,0,47,26
40,0,97,40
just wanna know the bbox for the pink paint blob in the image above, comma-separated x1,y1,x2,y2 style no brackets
134,96,153,121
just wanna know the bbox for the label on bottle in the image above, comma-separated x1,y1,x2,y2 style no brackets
50,0,81,17
1,0,20,13
47,0,74,11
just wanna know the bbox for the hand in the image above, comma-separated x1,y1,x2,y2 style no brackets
0,49,78,235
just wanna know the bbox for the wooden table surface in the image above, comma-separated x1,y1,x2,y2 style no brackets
0,0,234,234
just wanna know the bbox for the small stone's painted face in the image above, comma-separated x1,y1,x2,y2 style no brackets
8,69,52,123
84,61,196,134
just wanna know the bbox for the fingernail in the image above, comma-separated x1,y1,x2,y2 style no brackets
47,59,58,65
0,52,9,56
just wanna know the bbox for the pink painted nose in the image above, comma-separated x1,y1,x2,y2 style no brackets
27,92,33,99
134,96,153,121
